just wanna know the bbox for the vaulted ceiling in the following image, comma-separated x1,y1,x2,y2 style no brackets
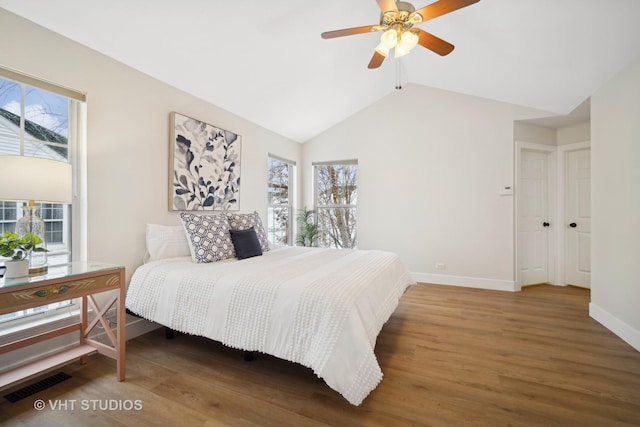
1,0,639,142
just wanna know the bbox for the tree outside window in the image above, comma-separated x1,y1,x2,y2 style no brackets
314,161,357,249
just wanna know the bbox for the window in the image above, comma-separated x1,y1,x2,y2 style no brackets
0,76,72,266
314,160,358,249
41,203,72,268
267,155,295,245
0,201,17,234
0,68,85,327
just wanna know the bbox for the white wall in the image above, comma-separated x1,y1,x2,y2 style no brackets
303,83,550,290
0,9,301,282
557,122,590,145
514,122,557,145
513,121,591,147
590,56,640,351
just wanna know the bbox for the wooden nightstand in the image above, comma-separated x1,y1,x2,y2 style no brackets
0,263,126,390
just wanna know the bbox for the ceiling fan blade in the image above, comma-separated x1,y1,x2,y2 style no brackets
376,0,398,13
321,25,378,39
368,51,386,69
416,29,455,56
415,0,480,22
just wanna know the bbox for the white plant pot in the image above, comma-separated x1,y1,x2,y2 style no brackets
2,259,30,279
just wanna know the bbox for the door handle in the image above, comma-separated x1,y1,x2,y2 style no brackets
569,222,577,228
543,222,550,227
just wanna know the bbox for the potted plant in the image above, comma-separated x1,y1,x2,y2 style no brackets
296,206,319,247
0,231,47,279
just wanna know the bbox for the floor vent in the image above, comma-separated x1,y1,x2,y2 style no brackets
3,372,71,403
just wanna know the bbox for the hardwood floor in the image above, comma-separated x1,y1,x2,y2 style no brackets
1,284,639,426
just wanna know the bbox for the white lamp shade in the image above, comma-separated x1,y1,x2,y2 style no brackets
380,29,398,49
400,31,419,50
396,30,419,57
0,156,72,204
375,42,390,57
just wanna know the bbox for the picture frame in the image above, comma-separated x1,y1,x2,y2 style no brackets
169,112,241,211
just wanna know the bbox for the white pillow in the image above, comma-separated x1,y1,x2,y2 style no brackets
145,224,191,262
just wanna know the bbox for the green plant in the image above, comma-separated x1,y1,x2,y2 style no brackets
296,206,319,247
0,231,47,261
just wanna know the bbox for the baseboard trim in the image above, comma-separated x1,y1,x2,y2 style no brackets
589,303,640,352
125,316,161,340
91,315,160,345
411,272,517,292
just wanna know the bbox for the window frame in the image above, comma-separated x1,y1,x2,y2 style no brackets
267,154,295,246
313,159,358,249
0,66,86,329
0,78,72,265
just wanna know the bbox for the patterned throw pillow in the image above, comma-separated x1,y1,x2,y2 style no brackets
225,211,270,252
179,212,235,263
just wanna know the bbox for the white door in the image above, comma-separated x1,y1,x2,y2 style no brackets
566,148,591,288
518,149,550,286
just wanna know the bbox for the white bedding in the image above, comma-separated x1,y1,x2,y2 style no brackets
126,245,415,405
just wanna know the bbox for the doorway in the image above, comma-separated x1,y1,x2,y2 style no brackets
516,141,591,289
517,148,552,286
565,148,591,288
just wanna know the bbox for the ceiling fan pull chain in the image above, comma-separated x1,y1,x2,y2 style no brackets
395,56,402,90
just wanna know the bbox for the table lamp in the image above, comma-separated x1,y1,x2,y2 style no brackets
0,156,72,274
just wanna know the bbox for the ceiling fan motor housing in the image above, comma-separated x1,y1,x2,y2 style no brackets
381,1,422,30
396,1,416,13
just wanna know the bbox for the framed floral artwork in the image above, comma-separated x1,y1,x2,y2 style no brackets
169,112,241,211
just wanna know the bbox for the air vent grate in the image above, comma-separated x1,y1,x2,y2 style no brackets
3,372,71,403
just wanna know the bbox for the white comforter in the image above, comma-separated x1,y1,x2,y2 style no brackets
126,245,415,405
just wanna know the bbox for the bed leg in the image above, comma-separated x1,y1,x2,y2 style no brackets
165,327,175,340
243,351,255,362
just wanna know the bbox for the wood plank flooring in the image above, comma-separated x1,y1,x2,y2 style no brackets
1,284,639,426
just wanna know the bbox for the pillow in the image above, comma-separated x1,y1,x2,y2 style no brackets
145,224,191,262
179,212,235,263
226,211,270,252
230,228,263,260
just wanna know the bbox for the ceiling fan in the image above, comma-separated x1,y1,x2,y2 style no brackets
321,0,480,69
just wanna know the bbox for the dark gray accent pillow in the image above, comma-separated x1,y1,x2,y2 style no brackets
230,227,263,260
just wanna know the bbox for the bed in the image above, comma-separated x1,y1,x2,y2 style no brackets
126,219,415,405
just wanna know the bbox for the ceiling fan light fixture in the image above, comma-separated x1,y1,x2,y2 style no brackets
395,44,410,57
375,42,390,57
395,30,419,57
400,30,419,50
380,29,399,48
